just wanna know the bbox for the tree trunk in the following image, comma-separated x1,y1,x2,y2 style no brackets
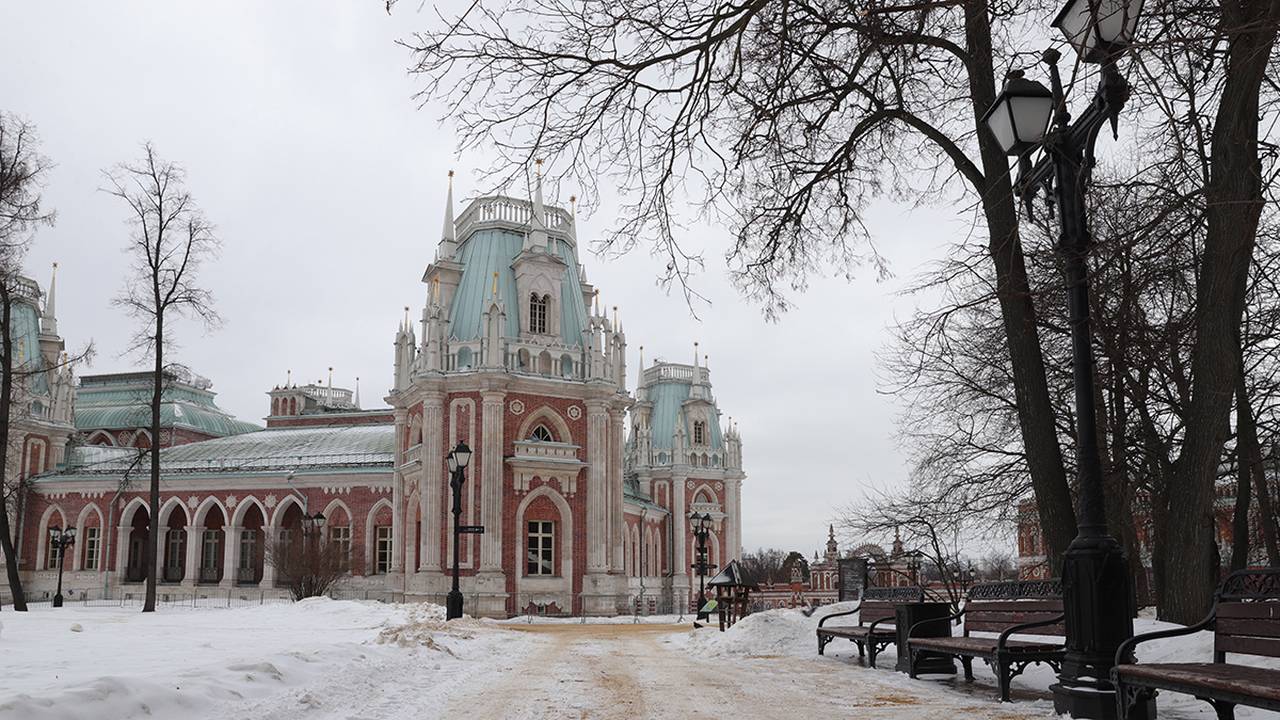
143,312,163,613
1231,364,1264,571
963,0,1078,571
0,278,27,611
1260,445,1280,566
1160,0,1280,624
1229,446,1252,572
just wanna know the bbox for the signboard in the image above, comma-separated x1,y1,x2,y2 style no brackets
458,525,486,534
837,557,869,602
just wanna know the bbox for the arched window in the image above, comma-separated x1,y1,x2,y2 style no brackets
530,293,549,334
529,425,554,442
693,420,707,445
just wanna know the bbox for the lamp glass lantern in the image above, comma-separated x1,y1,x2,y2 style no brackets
452,441,472,469
446,452,458,474
303,512,325,530
981,75,1055,156
1052,0,1143,63
48,525,62,541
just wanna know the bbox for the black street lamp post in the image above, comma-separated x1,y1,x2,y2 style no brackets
982,2,1145,718
689,512,714,617
48,526,77,608
301,511,326,549
445,441,473,621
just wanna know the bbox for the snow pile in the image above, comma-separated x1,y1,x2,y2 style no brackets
0,597,503,720
374,602,490,653
683,603,858,658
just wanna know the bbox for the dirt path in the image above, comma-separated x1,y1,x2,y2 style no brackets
439,624,1039,720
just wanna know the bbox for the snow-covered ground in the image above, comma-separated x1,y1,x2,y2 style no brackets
1,600,1276,719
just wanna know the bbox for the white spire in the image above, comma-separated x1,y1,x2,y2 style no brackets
40,262,57,335
526,159,549,251
439,171,457,259
354,376,361,409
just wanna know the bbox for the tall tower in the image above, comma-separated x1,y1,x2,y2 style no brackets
386,172,632,616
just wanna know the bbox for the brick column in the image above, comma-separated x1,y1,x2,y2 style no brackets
479,390,505,571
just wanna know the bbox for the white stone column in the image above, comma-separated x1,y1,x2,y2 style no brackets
184,524,201,584
586,400,610,572
671,475,688,589
730,478,743,561
609,409,625,573
422,394,445,571
115,526,130,580
391,409,408,574
222,525,240,586
479,390,505,571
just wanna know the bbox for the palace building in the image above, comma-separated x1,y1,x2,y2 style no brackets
6,175,747,616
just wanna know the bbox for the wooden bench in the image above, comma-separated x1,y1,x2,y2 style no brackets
1113,568,1280,720
906,579,1065,702
816,586,925,667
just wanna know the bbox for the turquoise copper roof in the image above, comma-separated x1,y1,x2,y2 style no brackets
42,423,394,481
447,228,590,347
647,380,724,451
13,301,49,396
75,373,261,438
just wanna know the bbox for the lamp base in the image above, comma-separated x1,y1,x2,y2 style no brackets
1055,531,1135,720
52,593,63,608
445,590,464,620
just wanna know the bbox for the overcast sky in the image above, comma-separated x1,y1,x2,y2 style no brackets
3,2,983,557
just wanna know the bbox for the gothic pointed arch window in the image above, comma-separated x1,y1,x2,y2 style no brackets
529,424,554,442
530,293,549,334
693,420,707,446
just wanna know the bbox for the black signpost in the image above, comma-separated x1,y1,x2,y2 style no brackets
837,557,868,602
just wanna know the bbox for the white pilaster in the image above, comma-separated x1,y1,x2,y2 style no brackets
184,525,200,584
422,394,445,571
586,400,610,572
479,390,505,571
609,409,625,573
222,525,240,586
391,409,408,573
671,475,688,587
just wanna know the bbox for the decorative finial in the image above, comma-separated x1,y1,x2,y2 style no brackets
535,158,543,174
404,306,410,326
287,369,292,385
570,195,577,217
613,305,618,327
328,367,333,387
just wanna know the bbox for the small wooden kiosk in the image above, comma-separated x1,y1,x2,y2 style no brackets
707,559,759,631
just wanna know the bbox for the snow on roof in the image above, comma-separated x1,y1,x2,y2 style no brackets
42,424,394,481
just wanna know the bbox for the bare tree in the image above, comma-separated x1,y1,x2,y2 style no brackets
739,547,787,585
400,0,1085,571
978,551,1017,582
104,144,220,613
267,528,349,601
840,490,977,612
0,114,54,611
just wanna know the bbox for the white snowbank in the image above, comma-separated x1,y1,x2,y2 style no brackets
0,597,508,720
681,606,1280,720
